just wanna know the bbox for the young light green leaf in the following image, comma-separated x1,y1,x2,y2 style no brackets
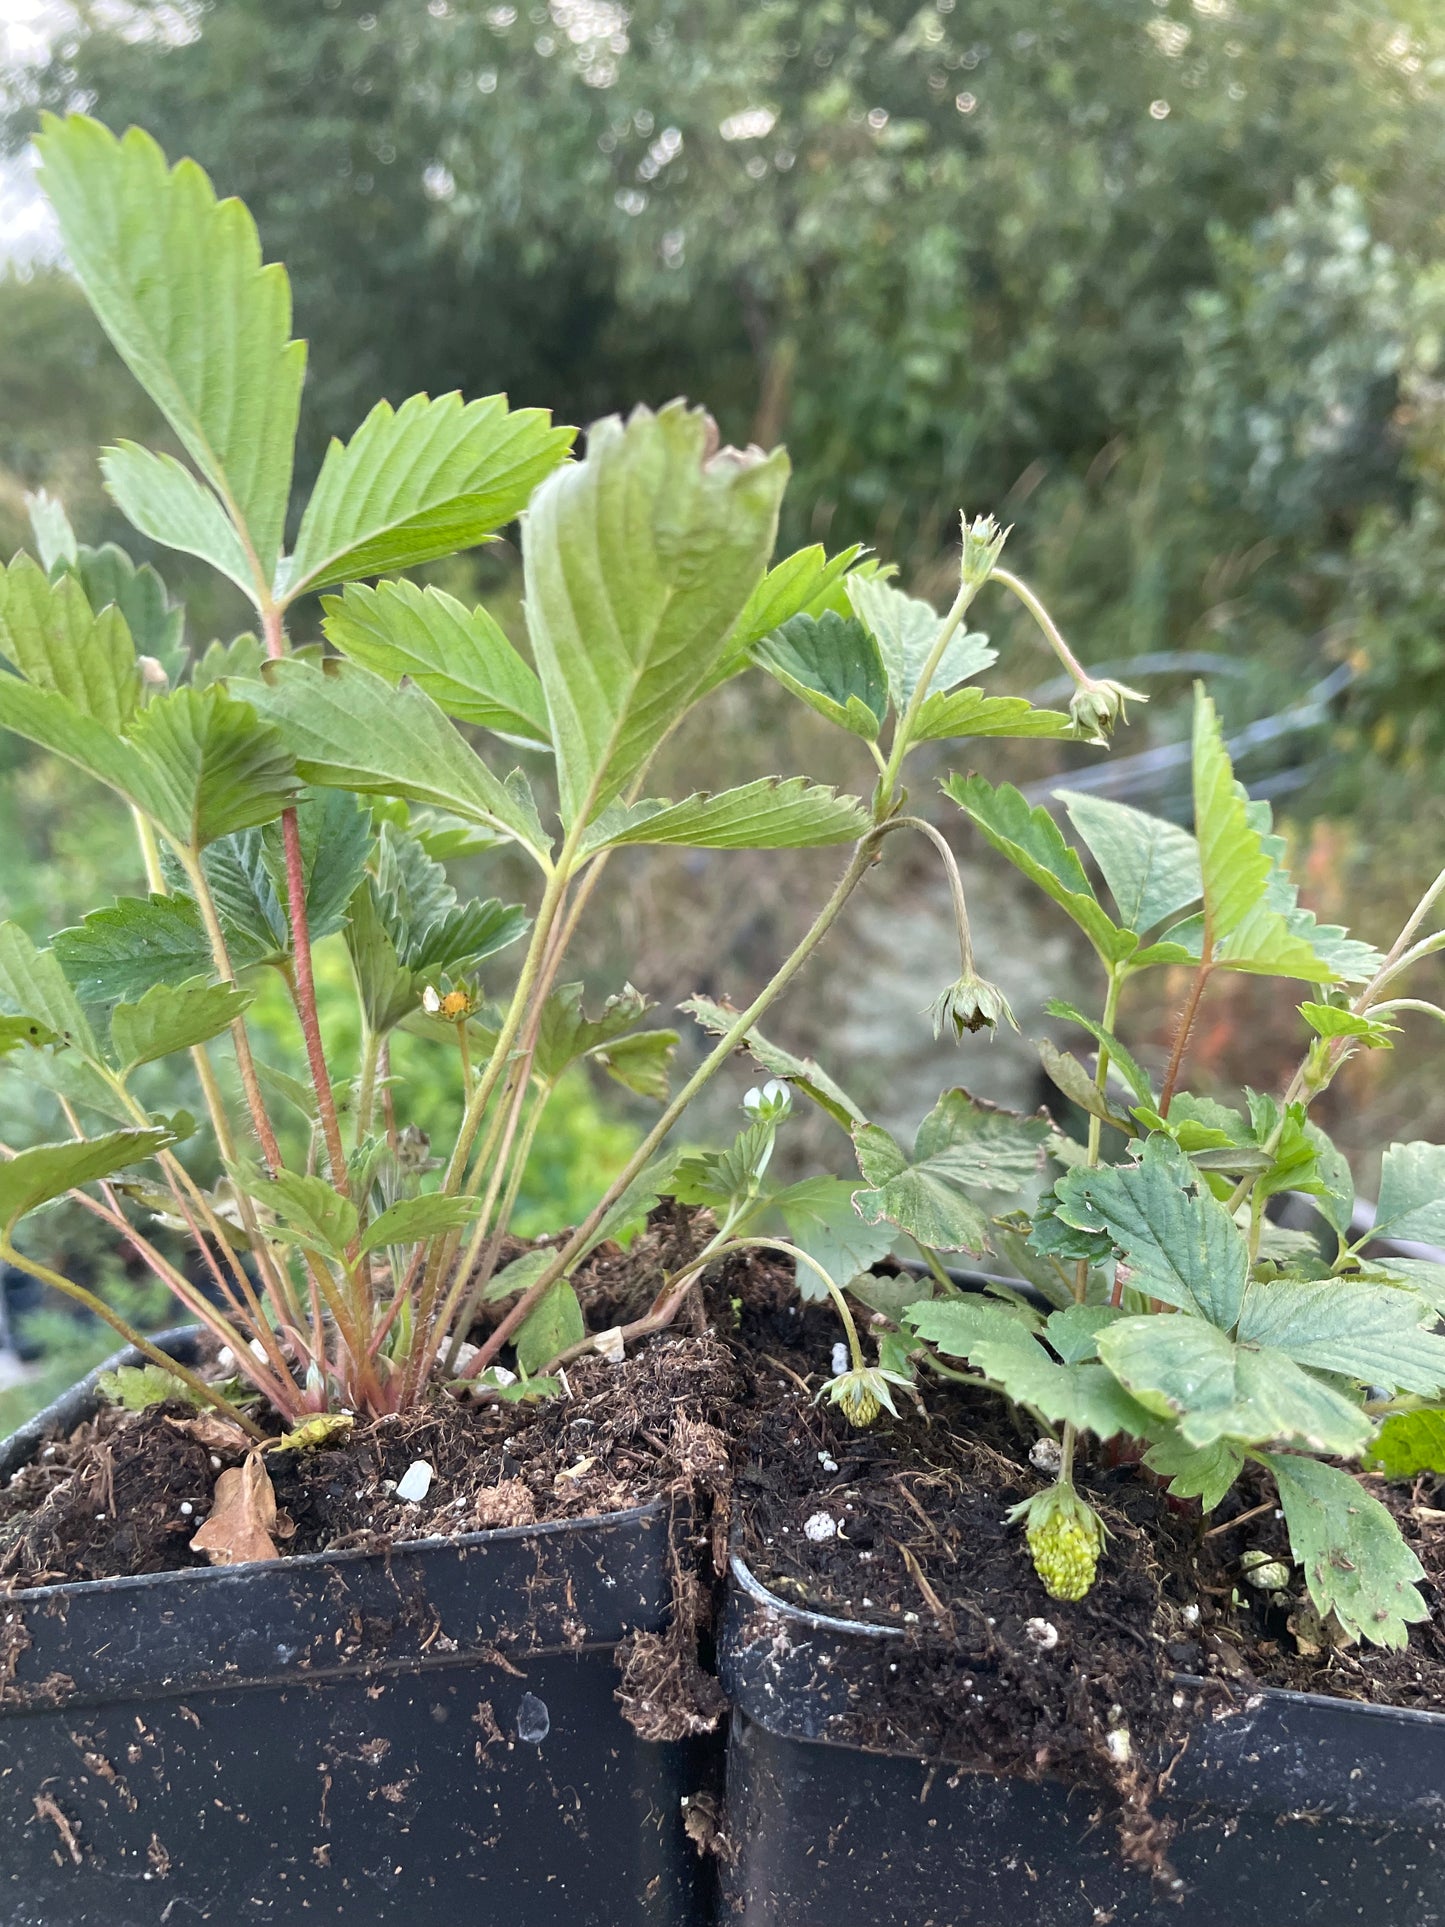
1299,1003,1396,1048
100,444,258,598
111,978,252,1073
846,575,994,707
1370,1141,1445,1247
0,553,140,731
726,542,865,657
523,402,788,825
191,633,265,690
671,1119,779,1213
752,611,889,739
250,1168,359,1259
911,688,1075,743
1097,1315,1373,1453
242,659,549,858
1054,1135,1249,1327
129,686,301,849
0,1127,171,1235
357,1193,482,1257
1260,1451,1428,1648
1366,1408,1445,1478
1057,790,1203,935
679,995,866,1130
534,983,649,1083
514,1279,586,1377
1304,1121,1354,1242
580,777,871,854
97,1362,201,1412
282,392,573,599
1142,1431,1244,1510
321,578,551,748
36,115,304,583
944,775,1134,963
766,1174,898,1299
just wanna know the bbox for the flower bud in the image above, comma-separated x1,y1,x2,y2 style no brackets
1068,677,1147,745
960,513,1010,589
929,970,1017,1040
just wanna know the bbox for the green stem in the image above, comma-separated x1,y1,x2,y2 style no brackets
892,814,976,973
877,579,983,810
726,1236,863,1368
463,831,888,1376
355,1027,381,1146
440,1076,550,1376
992,567,1091,685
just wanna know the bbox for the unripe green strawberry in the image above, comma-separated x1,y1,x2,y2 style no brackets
1027,1512,1098,1601
836,1376,881,1427
1008,1479,1106,1602
819,1364,912,1430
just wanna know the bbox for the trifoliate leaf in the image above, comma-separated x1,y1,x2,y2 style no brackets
1143,1431,1243,1510
97,1362,202,1412
357,1193,482,1257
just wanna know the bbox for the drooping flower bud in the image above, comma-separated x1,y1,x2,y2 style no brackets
928,969,1018,1040
1068,677,1147,745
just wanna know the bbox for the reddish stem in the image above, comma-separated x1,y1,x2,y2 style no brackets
1158,955,1214,1117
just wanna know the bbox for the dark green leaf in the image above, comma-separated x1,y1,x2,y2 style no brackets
581,777,871,853
752,610,889,739
514,1280,585,1377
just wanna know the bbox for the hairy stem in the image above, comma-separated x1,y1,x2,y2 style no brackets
1158,956,1214,1117
180,849,285,1174
892,815,976,973
992,567,1091,685
281,804,350,1190
878,579,982,808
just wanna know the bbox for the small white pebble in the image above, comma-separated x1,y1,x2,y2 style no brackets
95,1512,107,1521
903,1611,919,1624
179,1502,193,1518
817,1452,839,1473
1029,1438,1063,1476
862,1597,874,1607
491,1367,517,1388
1105,1727,1132,1764
831,1342,848,1376
396,1460,435,1504
1182,1602,1200,1626
216,1348,236,1371
209,1456,222,1471
803,1511,838,1544
452,1343,480,1373
1025,1617,1059,1651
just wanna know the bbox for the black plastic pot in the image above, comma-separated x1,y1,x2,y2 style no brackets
719,1552,1445,1927
0,1336,713,1926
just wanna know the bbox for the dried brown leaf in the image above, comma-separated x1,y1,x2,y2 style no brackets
164,1413,251,1455
189,1452,280,1565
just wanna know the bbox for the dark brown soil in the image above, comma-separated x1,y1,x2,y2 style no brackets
716,1249,1445,1860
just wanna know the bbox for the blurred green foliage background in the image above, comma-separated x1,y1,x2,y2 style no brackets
1,0,1444,1408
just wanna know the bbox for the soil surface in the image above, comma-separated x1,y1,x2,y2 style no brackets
719,1251,1445,1784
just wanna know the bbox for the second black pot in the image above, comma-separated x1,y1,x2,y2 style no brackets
0,1338,714,1926
719,1552,1445,1926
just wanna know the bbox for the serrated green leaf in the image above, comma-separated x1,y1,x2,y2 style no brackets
1192,690,1336,983
0,923,98,1057
0,675,172,824
481,1247,556,1304
100,443,257,598
1044,999,1154,1105
1098,1314,1372,1453
852,1123,989,1254
1054,1135,1249,1326
679,996,866,1130
581,777,871,854
1143,1431,1244,1509
242,659,548,857
945,775,1134,963
0,1127,170,1234
1367,1408,1445,1478
37,115,303,583
1357,1258,1445,1313
1045,1303,1127,1365
1299,1002,1396,1047
248,1166,359,1259
0,552,140,730
591,1028,678,1102
534,983,649,1083
191,633,264,690
345,880,414,1036
752,611,888,739
671,1119,778,1213
406,900,529,977
357,1193,482,1257
1370,1141,1445,1247
64,540,185,679
1237,1276,1445,1394
524,402,788,826
110,978,252,1073
913,688,1075,743
1260,1451,1427,1648
846,575,994,708
1057,790,1202,936
914,1090,1052,1189
907,1298,1151,1439
1038,1039,1137,1133
725,542,865,660
282,392,572,599
1304,1123,1354,1242
766,1174,897,1299
515,1280,586,1377
321,579,551,749
130,685,300,849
